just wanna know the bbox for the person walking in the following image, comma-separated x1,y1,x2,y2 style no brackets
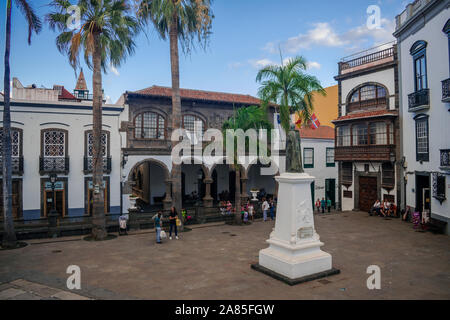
269,199,275,220
152,211,163,244
327,198,332,213
315,198,321,213
169,207,179,240
262,198,269,222
321,198,326,214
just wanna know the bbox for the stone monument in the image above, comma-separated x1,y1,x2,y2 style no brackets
252,125,339,285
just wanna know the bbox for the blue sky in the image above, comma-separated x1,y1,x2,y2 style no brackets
0,0,408,103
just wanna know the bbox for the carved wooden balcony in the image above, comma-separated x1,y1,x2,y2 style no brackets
335,145,396,162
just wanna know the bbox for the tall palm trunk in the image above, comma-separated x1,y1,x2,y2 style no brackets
169,16,183,226
234,165,242,224
2,0,17,248
91,32,107,240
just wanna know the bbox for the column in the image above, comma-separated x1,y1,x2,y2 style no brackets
203,178,213,208
240,177,249,203
163,179,172,211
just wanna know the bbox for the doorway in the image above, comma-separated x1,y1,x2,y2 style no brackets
43,180,66,217
0,179,22,219
358,176,378,212
86,179,108,215
416,173,430,214
325,179,336,208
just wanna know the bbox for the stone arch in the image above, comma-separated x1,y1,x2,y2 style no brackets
127,158,170,182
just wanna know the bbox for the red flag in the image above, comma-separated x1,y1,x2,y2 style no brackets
295,118,302,129
310,113,320,130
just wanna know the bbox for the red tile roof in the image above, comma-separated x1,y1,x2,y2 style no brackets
59,87,78,101
298,125,335,140
133,85,263,105
333,109,398,122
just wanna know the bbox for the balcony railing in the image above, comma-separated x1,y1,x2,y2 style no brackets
0,156,24,175
335,145,396,162
39,156,69,175
83,156,112,174
442,79,450,102
408,89,430,112
441,149,450,168
339,46,395,74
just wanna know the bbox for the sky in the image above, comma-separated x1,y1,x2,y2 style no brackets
0,0,409,104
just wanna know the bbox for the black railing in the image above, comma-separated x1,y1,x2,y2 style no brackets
83,156,112,174
339,47,394,73
0,156,24,175
442,78,450,102
441,149,450,167
408,89,430,111
39,156,69,174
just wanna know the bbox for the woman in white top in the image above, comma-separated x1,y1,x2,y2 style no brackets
262,198,269,222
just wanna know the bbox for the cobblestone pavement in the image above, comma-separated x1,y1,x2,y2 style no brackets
0,211,449,300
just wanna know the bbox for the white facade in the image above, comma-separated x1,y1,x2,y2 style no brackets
395,0,450,233
0,95,123,220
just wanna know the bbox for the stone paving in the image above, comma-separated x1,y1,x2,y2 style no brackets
0,211,449,300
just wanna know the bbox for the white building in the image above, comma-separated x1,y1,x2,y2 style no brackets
394,0,450,234
333,42,401,212
0,77,122,220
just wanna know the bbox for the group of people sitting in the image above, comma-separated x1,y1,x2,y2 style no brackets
219,200,234,215
371,199,397,217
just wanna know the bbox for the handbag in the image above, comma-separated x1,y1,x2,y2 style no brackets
176,217,181,226
160,230,167,239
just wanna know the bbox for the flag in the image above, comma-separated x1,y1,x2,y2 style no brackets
310,113,320,130
295,118,302,129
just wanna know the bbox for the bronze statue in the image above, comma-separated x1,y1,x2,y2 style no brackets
286,124,304,173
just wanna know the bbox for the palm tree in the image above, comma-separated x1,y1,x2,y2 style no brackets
47,0,139,240
137,0,214,222
256,56,325,173
222,105,272,224
2,0,41,249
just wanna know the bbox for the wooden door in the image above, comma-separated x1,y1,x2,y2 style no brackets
359,176,378,212
0,180,21,219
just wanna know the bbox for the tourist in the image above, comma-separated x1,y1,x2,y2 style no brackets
315,198,321,213
118,214,128,236
247,201,254,221
327,198,332,213
371,200,381,216
169,207,179,240
152,211,163,244
269,198,275,220
321,198,326,214
381,200,390,217
226,201,232,215
262,197,269,222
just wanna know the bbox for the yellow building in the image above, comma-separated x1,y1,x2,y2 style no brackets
310,84,338,128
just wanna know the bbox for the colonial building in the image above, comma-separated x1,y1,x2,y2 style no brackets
394,0,449,234
0,76,122,221
119,86,283,213
333,42,401,212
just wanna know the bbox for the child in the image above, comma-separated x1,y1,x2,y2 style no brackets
152,211,163,244
315,199,321,213
269,199,275,220
248,202,254,221
118,215,128,236
327,198,332,213
321,198,326,214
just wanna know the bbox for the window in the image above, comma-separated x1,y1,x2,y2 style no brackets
432,173,446,203
303,148,314,168
348,84,387,112
415,115,429,162
183,115,205,144
134,112,165,140
353,124,368,146
85,131,110,174
382,162,395,188
342,162,353,185
369,122,387,145
40,129,68,174
410,41,428,92
326,148,335,167
0,128,22,174
337,126,351,146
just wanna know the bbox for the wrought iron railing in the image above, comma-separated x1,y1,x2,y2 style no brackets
0,156,24,175
408,89,430,111
83,156,112,174
442,78,450,102
39,156,69,174
440,149,450,167
339,47,395,73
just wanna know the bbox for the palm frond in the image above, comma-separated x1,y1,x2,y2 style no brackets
14,0,42,44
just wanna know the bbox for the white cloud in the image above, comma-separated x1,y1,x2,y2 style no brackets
249,58,276,69
307,61,321,70
265,19,396,54
110,64,120,76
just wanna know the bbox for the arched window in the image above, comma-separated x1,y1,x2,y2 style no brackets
134,112,165,140
40,128,69,174
348,84,387,113
182,114,205,133
410,41,428,92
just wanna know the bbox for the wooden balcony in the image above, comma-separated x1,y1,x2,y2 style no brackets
335,145,396,162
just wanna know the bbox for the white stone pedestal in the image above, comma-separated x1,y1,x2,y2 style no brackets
257,173,335,281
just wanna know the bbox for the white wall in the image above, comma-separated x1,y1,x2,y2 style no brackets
398,7,450,224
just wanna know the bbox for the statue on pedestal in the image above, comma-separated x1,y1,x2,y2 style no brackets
286,124,303,173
